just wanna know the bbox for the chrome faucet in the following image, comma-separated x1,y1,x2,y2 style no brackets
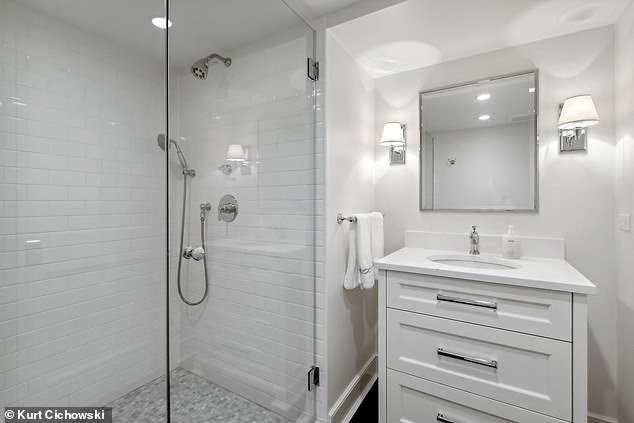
469,225,480,255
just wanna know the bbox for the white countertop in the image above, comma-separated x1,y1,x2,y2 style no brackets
375,247,597,294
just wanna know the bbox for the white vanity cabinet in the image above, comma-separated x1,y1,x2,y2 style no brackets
375,246,596,423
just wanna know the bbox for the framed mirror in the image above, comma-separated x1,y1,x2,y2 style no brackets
419,70,538,211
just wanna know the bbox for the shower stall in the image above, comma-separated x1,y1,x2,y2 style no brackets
0,0,319,421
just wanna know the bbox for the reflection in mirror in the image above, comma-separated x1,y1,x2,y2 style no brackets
420,70,538,211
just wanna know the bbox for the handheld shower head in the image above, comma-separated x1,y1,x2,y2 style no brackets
157,134,190,172
191,53,231,80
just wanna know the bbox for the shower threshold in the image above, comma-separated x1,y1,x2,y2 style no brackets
107,368,291,422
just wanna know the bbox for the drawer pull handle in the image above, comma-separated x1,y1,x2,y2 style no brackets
437,412,458,423
437,347,498,369
437,294,497,310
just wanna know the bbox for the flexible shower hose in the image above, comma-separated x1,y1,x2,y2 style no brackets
176,175,209,305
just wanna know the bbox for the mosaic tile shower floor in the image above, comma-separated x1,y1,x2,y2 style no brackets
107,368,291,423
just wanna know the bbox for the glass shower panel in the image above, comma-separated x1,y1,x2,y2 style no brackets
0,0,168,418
167,1,317,421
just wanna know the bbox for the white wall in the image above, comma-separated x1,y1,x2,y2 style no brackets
615,3,634,422
324,32,377,414
374,27,618,419
171,25,320,421
0,1,166,407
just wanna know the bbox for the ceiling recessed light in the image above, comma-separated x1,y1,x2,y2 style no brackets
151,17,172,29
478,115,491,121
477,93,491,101
529,87,535,93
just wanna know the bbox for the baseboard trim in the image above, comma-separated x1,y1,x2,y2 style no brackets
588,412,619,423
328,354,378,423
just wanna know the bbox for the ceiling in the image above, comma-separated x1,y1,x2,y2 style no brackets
17,0,369,69
329,0,632,78
16,0,632,76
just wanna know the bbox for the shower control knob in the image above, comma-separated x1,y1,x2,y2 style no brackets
218,194,239,223
183,246,194,259
191,247,205,261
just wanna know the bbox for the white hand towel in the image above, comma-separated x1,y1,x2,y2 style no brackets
369,212,384,282
343,223,360,290
355,214,375,289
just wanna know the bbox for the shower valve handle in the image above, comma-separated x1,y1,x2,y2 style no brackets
218,203,236,214
183,246,205,261
218,194,239,223
191,247,205,261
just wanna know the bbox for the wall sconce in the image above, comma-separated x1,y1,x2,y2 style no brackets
218,144,246,175
380,122,406,164
226,144,246,162
557,95,599,152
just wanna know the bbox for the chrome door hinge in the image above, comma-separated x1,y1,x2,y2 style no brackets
307,366,320,391
307,58,319,81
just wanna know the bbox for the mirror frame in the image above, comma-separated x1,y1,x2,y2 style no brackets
418,69,539,213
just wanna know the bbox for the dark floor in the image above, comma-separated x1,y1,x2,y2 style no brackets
350,380,378,423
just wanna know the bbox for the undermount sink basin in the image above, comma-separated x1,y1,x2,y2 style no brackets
428,254,520,270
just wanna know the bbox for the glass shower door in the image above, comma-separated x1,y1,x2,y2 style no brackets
166,1,318,421
0,0,169,419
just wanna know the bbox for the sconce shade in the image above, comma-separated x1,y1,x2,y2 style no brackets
226,144,245,162
557,95,599,130
380,122,405,146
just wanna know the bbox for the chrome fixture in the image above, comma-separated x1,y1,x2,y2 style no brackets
218,194,238,223
191,53,232,80
469,225,480,255
157,134,195,176
218,163,233,175
182,245,205,261
437,294,498,310
558,95,599,152
200,202,212,217
157,133,208,305
437,347,498,369
337,212,383,224
182,204,212,262
380,122,406,165
337,213,357,224
177,202,211,305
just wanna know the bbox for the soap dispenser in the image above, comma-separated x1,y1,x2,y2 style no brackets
502,225,522,259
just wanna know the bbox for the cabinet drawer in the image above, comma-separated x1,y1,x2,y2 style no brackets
387,271,571,340
387,309,571,421
387,369,566,423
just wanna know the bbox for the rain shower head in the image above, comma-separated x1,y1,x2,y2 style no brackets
157,134,191,172
191,53,231,80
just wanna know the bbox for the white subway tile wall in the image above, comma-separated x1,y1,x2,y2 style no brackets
0,2,167,408
170,26,323,421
